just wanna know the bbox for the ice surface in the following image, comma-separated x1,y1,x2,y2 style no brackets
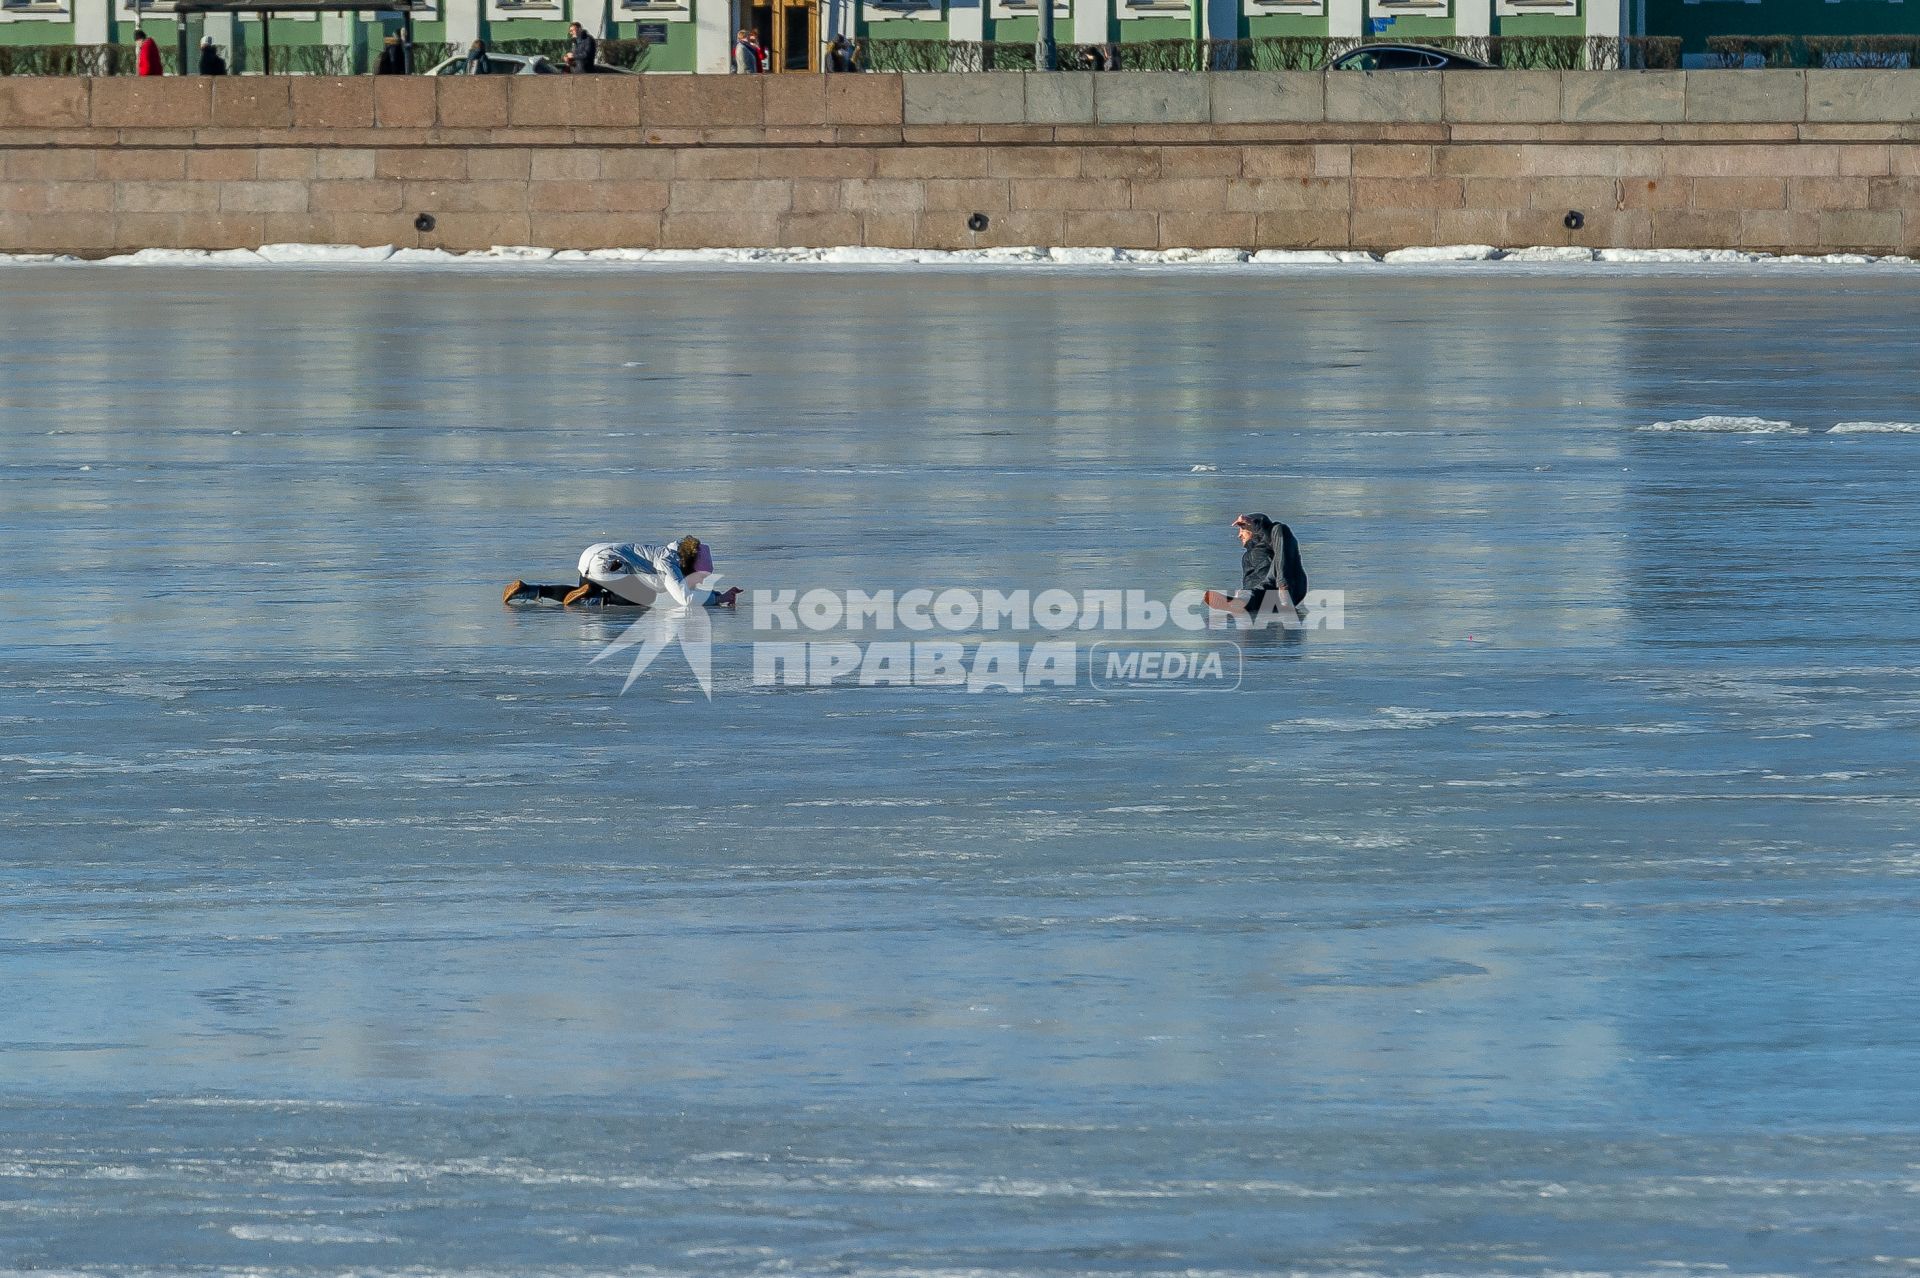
1829,420,1920,433
5,268,1920,1277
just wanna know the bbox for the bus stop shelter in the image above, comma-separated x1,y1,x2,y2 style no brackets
171,0,432,75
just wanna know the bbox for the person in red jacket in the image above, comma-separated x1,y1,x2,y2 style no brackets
134,28,162,76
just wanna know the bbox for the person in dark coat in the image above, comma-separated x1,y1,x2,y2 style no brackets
567,21,597,73
464,39,491,74
374,35,407,74
1204,512,1309,622
198,35,227,75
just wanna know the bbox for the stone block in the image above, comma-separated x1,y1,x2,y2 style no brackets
287,79,373,129
1690,176,1787,209
1443,70,1560,123
1434,208,1508,245
1313,145,1351,177
957,208,1061,247
1008,177,1130,210
186,150,257,182
1518,144,1629,177
597,149,671,180
1158,211,1253,248
789,179,840,212
116,181,220,214
675,148,760,178
530,180,669,213
1435,145,1526,178
1253,209,1349,248
375,149,468,181
1462,176,1537,209
873,147,983,179
903,74,1024,125
1157,146,1241,177
4,149,95,181
92,78,211,129
668,178,791,214
987,146,1079,178
219,180,310,214
980,124,1055,143
1684,71,1805,124
529,211,663,249
1064,209,1160,248
645,76,763,128
1324,72,1443,124
1350,145,1431,178
256,150,315,180
839,177,924,213
1648,207,1739,246
1527,175,1620,211
1078,146,1159,179
1353,176,1462,210
570,77,644,128
401,179,527,214
1567,207,1651,248
1025,72,1094,125
922,178,1012,211
46,182,114,214
507,78,571,128
1806,71,1920,124
96,150,186,180
827,74,903,125
1619,176,1690,209
662,210,782,248
1819,208,1903,250
1128,177,1229,211
1866,176,1920,210
1210,72,1324,125
1561,72,1685,124
1349,208,1435,247
860,211,919,245
375,78,437,129
465,149,531,180
1737,209,1822,251
0,78,89,130
530,149,601,181
438,78,509,128
0,182,45,213
1226,177,1347,212
778,211,863,246
764,75,826,127
412,211,531,250
1093,73,1210,125
902,124,981,143
831,125,903,144
311,180,407,214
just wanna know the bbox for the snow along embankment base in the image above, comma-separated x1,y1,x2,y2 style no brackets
1,245,1913,269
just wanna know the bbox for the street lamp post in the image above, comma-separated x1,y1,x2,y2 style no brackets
1036,0,1055,71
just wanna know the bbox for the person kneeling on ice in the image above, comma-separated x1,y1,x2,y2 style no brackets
503,536,742,609
1204,512,1308,623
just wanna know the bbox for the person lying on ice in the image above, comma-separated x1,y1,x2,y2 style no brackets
503,535,742,608
1203,512,1307,623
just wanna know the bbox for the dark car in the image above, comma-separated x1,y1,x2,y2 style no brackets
1328,43,1493,71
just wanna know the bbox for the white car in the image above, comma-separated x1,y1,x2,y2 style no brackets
425,52,560,75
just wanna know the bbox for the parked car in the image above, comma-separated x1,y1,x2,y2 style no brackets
1328,43,1493,70
425,53,559,75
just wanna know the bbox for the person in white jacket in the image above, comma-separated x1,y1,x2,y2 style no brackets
503,536,741,608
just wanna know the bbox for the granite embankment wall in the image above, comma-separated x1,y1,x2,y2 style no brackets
2,71,1919,255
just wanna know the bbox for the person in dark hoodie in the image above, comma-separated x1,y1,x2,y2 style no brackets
567,21,598,72
198,36,228,75
1204,512,1307,622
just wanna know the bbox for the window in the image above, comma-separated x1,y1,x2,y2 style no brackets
989,0,1069,19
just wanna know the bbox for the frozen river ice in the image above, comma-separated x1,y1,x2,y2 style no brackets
2,264,1919,1276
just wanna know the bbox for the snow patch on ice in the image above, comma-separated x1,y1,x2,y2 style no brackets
1251,249,1380,264
1641,415,1805,434
388,247,460,264
229,1223,398,1244
476,245,554,261
1383,244,1502,262
256,243,394,263
1596,248,1761,264
1047,246,1125,264
1503,246,1598,263
1190,464,1217,473
1828,421,1920,434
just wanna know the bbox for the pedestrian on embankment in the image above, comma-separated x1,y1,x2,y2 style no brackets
134,28,163,76
198,35,227,76
568,21,597,72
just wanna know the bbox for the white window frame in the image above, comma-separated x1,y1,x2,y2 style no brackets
486,0,565,20
989,0,1069,20
861,0,943,22
0,1,73,21
1117,0,1193,20
1243,0,1326,15
1368,0,1450,15
1494,0,1577,15
615,0,692,18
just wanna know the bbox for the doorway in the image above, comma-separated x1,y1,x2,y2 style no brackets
747,0,816,71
